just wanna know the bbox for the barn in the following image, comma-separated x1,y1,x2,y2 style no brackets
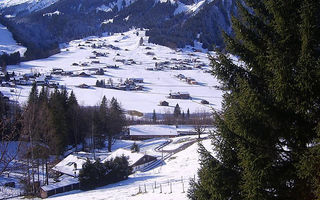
40,178,79,198
129,125,178,140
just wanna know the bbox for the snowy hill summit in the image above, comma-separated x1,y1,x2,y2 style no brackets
0,0,237,59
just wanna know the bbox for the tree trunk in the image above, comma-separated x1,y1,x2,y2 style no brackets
108,135,112,152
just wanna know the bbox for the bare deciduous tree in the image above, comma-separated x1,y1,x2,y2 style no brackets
192,110,211,139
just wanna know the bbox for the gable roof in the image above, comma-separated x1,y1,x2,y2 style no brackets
52,154,88,176
129,125,178,136
102,148,148,166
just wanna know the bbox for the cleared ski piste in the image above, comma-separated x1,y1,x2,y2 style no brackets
5,29,223,114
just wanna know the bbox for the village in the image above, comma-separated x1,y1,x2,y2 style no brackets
0,30,218,114
0,29,221,199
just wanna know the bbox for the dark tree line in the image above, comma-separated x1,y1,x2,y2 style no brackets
21,85,126,155
0,51,21,69
15,84,127,194
79,156,131,190
189,0,320,200
93,96,126,152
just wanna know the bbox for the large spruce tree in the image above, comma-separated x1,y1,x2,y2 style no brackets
189,1,320,200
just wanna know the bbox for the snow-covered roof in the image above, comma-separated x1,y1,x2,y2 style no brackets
102,148,147,166
52,154,88,176
176,125,215,134
41,177,79,192
35,76,46,82
129,125,178,136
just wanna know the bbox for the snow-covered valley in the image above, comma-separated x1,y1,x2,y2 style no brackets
3,29,222,114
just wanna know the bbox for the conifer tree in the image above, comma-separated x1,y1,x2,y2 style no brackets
174,103,181,118
152,109,157,123
94,96,108,149
186,108,190,121
189,1,320,200
107,97,126,152
67,91,81,147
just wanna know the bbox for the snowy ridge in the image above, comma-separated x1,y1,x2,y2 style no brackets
43,10,61,17
174,0,213,16
96,0,138,13
0,0,59,13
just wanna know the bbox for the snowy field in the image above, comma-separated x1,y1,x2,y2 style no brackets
47,139,213,200
4,29,222,114
0,23,26,55
1,127,212,199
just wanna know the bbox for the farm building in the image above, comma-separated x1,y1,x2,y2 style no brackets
52,153,89,177
159,101,169,106
40,177,79,198
102,148,156,172
78,72,90,77
51,68,64,75
176,125,215,135
168,92,190,99
78,83,90,88
129,78,144,83
129,125,178,140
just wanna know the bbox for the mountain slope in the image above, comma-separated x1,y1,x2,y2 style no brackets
0,0,236,58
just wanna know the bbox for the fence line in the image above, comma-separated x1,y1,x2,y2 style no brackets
136,174,197,195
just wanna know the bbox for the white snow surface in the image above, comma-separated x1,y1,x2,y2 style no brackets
129,125,178,136
41,176,79,192
47,139,213,200
53,154,88,176
96,0,138,13
43,10,61,17
0,23,27,56
174,0,207,16
0,0,59,13
102,148,146,166
5,29,223,114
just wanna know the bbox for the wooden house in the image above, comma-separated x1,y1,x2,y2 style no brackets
159,101,169,106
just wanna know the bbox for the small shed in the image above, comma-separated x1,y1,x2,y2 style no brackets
40,178,79,198
159,101,169,106
78,84,90,88
129,78,144,83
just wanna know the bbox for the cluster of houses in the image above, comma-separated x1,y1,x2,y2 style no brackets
78,38,121,51
96,78,144,91
145,58,207,72
0,70,60,88
40,147,157,198
115,58,137,65
175,74,198,85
